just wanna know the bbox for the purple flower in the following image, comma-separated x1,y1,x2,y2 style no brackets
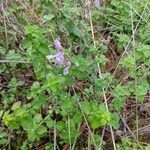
46,51,64,65
55,51,64,65
63,59,71,75
66,59,71,67
63,67,69,75
47,39,72,75
54,39,62,50
94,0,100,7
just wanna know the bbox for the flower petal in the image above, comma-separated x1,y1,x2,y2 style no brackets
46,55,56,60
63,67,69,75
54,39,62,50
55,51,64,65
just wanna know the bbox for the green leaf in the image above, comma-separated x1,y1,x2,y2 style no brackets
0,139,7,145
116,33,130,48
92,134,102,143
143,49,150,58
11,101,21,110
0,110,4,118
24,25,39,35
37,125,47,135
21,140,28,150
109,113,120,129
57,121,66,131
45,73,65,88
21,116,32,130
60,98,76,116
14,107,27,117
2,112,13,126
100,111,111,125
43,14,55,22
33,114,42,124
80,101,92,114
88,111,110,129
112,85,130,98
45,116,54,128
95,54,108,65
27,130,36,141
5,50,22,60
135,44,150,62
0,131,7,139
121,56,135,68
88,115,101,129
112,97,125,111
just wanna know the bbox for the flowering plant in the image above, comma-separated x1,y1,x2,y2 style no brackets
47,39,71,75
1,0,149,149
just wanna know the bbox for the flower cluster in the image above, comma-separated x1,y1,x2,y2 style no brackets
47,39,71,75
